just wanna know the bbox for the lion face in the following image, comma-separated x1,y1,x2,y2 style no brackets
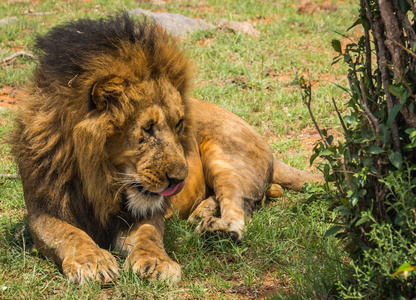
93,76,189,218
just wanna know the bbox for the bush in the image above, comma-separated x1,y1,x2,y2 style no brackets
301,0,416,298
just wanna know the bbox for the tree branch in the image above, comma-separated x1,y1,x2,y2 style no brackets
360,77,379,139
0,51,34,64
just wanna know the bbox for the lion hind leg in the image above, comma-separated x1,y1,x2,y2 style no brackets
194,196,246,241
188,196,219,224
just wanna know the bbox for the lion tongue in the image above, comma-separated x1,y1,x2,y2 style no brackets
159,181,185,197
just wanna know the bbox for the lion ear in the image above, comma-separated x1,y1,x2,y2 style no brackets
91,76,126,111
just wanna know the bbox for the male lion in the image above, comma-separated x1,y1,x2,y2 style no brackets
12,14,322,284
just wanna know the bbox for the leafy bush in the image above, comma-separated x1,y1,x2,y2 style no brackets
301,0,416,298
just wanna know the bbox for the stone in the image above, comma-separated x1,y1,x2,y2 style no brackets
128,8,213,37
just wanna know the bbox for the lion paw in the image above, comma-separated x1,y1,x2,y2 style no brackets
127,254,181,284
195,216,245,241
188,196,219,224
62,248,119,284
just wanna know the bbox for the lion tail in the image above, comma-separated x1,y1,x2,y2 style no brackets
268,158,324,195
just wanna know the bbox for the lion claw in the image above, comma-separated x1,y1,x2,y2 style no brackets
127,255,181,284
62,249,119,284
195,216,244,241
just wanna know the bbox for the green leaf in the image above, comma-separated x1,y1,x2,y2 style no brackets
331,57,342,66
350,196,358,207
355,215,369,226
379,124,391,145
344,115,358,125
341,208,352,216
319,149,334,156
347,17,362,31
387,103,403,127
340,198,349,207
358,189,367,197
392,263,416,280
367,146,385,154
326,135,333,145
331,39,342,54
343,54,351,62
310,152,319,165
389,151,403,169
324,225,344,237
361,17,371,30
399,0,409,12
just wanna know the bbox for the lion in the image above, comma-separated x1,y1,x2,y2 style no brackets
12,14,322,284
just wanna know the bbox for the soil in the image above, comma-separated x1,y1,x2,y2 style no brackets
0,86,25,109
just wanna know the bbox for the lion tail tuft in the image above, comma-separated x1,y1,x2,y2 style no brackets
266,183,284,198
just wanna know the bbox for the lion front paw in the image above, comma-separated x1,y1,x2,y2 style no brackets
127,253,181,284
62,248,119,284
195,216,245,241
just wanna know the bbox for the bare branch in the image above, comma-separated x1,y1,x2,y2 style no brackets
1,51,34,64
0,174,20,179
360,77,379,138
331,97,348,136
385,34,416,59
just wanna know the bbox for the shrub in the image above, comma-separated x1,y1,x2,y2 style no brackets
301,0,416,298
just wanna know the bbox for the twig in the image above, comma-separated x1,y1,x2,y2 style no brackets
331,97,348,136
360,77,379,138
292,64,352,193
385,34,416,59
23,11,55,16
0,174,20,179
291,64,328,146
324,288,334,300
1,51,34,64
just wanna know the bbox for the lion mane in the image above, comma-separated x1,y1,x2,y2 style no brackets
13,14,192,248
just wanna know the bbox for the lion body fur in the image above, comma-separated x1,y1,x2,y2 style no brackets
12,14,322,284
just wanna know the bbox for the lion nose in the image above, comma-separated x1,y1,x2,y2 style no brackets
166,174,185,189
166,158,188,185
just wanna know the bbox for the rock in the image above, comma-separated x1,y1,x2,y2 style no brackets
217,18,260,37
0,17,18,26
128,8,213,37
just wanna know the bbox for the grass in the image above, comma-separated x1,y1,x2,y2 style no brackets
0,0,358,298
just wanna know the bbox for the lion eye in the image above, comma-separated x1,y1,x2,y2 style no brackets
176,119,184,133
143,123,154,136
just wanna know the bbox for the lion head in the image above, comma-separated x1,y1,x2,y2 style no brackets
13,14,193,227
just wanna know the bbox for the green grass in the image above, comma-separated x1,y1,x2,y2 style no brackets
0,0,358,298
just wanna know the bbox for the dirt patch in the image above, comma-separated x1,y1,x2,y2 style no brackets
297,0,338,14
285,126,343,151
0,86,26,109
197,38,214,47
